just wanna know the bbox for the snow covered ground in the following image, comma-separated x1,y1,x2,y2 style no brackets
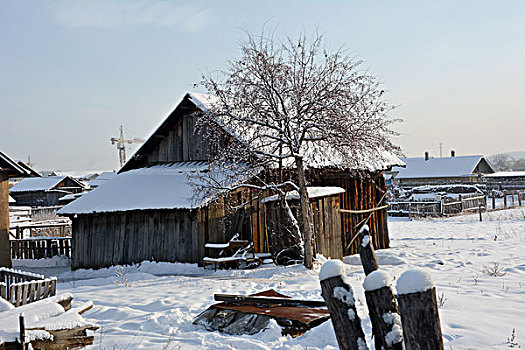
11,208,525,349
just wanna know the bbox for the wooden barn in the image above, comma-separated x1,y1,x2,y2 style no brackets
10,175,86,207
59,93,402,270
1,150,31,268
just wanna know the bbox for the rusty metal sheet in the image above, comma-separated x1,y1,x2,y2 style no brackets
213,289,329,325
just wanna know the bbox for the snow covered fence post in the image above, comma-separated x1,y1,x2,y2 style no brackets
363,270,404,350
396,269,444,350
358,225,379,276
319,260,368,350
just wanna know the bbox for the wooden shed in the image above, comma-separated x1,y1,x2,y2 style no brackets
0,150,31,268
59,92,403,269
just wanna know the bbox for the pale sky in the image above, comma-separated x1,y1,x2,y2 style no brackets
1,0,524,172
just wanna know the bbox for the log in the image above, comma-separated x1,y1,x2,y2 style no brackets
319,260,367,350
396,270,444,350
19,313,26,350
363,271,403,350
358,225,378,276
214,294,326,307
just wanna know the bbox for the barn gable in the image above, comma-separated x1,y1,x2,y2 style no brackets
120,93,223,173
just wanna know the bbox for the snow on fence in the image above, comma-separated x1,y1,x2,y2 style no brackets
389,194,487,218
0,268,57,307
10,237,72,259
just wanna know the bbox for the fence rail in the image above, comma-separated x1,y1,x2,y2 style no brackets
0,268,57,306
389,194,487,218
10,237,72,259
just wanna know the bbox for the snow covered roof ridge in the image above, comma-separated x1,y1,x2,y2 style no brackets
0,149,30,177
392,155,493,179
120,92,403,173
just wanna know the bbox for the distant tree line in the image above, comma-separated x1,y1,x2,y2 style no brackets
488,154,525,171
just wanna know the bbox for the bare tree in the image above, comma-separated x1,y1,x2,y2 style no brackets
197,30,400,269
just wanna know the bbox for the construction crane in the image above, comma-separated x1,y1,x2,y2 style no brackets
110,125,145,168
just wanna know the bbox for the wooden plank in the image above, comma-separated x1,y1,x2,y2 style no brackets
35,281,42,301
15,284,22,306
21,283,30,305
28,282,36,303
214,294,326,307
191,212,199,263
172,213,180,261
43,280,50,298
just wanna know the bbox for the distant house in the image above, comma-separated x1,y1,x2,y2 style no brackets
9,176,86,207
388,152,495,188
59,93,403,270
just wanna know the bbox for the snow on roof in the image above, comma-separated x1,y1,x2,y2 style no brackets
392,155,485,179
59,192,87,202
58,162,238,215
484,171,525,178
189,92,404,172
9,176,66,192
88,171,117,187
261,186,345,203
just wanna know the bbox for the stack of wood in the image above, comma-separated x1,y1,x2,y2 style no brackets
0,293,98,350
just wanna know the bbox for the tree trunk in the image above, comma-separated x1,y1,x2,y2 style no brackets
295,156,315,269
0,172,12,268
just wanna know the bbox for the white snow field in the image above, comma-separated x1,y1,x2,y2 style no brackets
11,208,525,349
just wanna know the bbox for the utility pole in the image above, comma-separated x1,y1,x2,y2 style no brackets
110,125,144,168
439,142,443,158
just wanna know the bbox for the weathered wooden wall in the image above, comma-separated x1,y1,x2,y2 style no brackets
264,195,343,261
0,172,11,268
72,210,200,270
10,190,66,207
311,172,389,256
147,112,213,164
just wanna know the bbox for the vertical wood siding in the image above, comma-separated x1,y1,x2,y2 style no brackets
72,210,199,270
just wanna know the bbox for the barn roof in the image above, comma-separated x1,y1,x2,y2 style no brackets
9,176,85,193
392,155,493,179
58,162,238,215
0,150,30,177
189,92,404,172
88,171,117,187
120,92,404,174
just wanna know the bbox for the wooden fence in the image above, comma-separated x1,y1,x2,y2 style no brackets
10,237,72,259
389,194,487,218
0,268,57,306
